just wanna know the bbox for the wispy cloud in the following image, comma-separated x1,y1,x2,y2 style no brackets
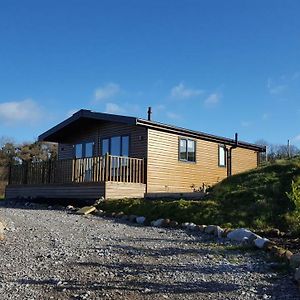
267,78,287,95
0,99,43,126
170,83,203,99
204,93,221,107
94,83,120,102
292,134,300,142
104,102,125,114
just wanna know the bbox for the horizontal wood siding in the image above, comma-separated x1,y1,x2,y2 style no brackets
147,129,259,193
147,129,228,193
231,147,258,175
58,121,147,160
5,183,105,200
105,182,146,199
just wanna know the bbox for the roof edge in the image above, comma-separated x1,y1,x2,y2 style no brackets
136,118,266,152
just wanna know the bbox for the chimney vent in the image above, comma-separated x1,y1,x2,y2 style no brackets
147,106,152,121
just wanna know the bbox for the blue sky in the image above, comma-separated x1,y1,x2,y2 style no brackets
0,0,299,147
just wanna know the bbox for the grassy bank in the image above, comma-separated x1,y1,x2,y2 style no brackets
98,158,300,233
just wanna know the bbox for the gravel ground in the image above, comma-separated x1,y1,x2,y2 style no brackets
0,202,299,300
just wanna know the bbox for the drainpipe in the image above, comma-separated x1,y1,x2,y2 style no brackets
227,133,238,177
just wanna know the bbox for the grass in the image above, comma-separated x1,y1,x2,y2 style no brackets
97,157,300,234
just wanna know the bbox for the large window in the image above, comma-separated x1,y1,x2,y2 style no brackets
74,142,94,158
218,145,226,167
179,138,196,162
101,135,129,156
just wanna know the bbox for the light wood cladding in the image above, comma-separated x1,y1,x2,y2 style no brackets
231,147,258,175
146,129,258,193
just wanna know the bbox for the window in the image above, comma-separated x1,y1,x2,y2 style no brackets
179,138,196,162
75,144,83,158
101,135,129,156
74,142,94,158
218,145,226,167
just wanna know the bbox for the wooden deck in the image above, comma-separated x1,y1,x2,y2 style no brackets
6,155,146,200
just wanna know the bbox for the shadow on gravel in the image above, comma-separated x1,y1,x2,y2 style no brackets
17,277,240,295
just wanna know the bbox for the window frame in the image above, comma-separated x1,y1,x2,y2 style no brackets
218,144,227,167
100,134,130,157
74,141,95,159
178,137,196,163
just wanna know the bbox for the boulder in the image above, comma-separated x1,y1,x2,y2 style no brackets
284,250,293,261
181,222,190,228
227,228,260,242
169,220,179,228
129,215,137,223
254,238,270,249
162,219,171,227
214,226,224,238
187,223,197,231
95,210,105,217
77,206,96,215
151,219,165,227
116,212,125,218
290,253,300,269
205,225,217,235
66,205,76,211
136,216,146,225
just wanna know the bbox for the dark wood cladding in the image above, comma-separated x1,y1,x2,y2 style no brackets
5,183,105,200
58,121,147,160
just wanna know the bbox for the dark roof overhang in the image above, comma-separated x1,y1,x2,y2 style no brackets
38,109,266,152
38,109,137,142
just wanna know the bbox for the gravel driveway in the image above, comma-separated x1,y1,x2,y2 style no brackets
0,202,299,300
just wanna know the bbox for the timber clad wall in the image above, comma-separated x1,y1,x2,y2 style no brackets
58,121,147,160
231,147,258,175
146,129,258,193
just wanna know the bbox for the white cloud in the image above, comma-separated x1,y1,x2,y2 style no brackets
293,134,300,142
0,99,43,126
94,83,120,102
166,111,181,120
267,78,287,95
170,83,203,99
104,102,125,114
204,93,221,107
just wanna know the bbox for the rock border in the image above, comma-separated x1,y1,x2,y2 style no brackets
75,205,300,289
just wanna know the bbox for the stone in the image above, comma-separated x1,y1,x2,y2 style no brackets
151,219,165,227
162,219,171,227
214,226,224,238
66,205,76,211
129,215,137,222
76,206,96,215
187,223,197,230
120,215,129,221
284,250,293,260
181,222,190,228
290,253,300,269
227,228,260,242
95,210,105,216
116,212,125,218
136,216,146,224
254,238,270,249
169,220,179,228
205,225,217,235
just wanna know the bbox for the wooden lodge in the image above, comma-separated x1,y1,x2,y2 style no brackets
5,109,266,201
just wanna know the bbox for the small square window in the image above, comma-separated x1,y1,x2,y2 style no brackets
179,138,196,162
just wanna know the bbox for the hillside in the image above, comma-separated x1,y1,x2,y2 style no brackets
210,157,300,232
99,158,300,234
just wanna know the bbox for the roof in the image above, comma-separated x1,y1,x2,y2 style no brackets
38,109,266,152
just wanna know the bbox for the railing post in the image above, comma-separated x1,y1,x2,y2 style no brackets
23,161,28,184
105,154,109,181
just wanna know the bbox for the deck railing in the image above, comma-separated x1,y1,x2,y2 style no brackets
9,155,145,185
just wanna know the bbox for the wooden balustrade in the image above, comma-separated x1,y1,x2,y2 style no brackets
9,155,145,185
